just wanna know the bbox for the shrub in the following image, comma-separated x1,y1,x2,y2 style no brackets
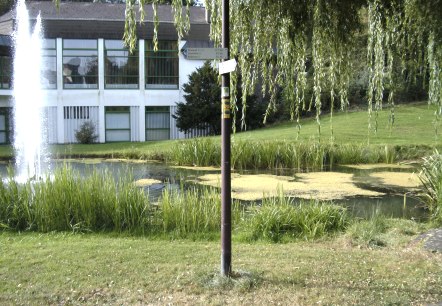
75,121,98,144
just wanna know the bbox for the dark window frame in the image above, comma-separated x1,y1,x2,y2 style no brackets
104,40,139,89
145,41,179,90
62,39,99,90
145,106,170,141
0,55,12,90
41,38,57,89
105,106,131,142
0,107,12,144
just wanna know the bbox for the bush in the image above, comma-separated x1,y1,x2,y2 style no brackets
75,121,98,144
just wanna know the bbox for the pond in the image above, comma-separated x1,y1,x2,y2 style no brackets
0,159,427,220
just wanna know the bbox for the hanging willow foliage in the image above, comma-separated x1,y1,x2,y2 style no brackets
52,0,442,137
216,0,362,137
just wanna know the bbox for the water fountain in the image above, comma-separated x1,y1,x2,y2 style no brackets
12,0,48,181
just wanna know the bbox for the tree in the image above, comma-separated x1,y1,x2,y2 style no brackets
174,61,273,135
45,0,195,4
206,0,442,137
173,61,221,135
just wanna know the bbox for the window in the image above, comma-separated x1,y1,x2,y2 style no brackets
145,106,170,140
0,44,12,89
145,41,178,89
64,106,90,119
0,108,12,144
104,40,139,89
105,106,130,142
41,39,57,89
62,39,98,89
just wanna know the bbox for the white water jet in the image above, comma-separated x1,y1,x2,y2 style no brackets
12,0,48,181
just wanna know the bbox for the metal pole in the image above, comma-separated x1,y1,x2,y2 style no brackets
220,0,231,277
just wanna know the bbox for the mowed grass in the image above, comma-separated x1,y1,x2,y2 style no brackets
1,232,441,305
235,102,440,145
0,102,438,160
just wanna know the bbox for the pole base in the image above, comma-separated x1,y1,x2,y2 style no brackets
221,253,231,277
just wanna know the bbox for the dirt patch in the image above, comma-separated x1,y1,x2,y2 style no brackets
134,178,162,187
197,172,383,201
369,172,422,188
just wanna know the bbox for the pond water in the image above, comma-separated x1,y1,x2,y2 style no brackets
0,159,427,220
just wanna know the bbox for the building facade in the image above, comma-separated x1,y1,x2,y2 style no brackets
0,2,211,144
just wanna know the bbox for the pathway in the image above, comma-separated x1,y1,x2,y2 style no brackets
415,228,442,252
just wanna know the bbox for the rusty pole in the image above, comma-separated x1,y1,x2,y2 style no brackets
220,0,231,277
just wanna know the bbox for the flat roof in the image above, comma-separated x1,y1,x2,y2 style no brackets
0,2,210,40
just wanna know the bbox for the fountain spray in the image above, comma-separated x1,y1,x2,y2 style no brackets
12,0,48,181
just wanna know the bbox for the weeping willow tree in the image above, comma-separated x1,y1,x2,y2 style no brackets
206,0,442,140
53,0,442,139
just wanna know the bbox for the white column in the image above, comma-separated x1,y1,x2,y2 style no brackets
98,105,105,143
139,39,146,141
98,39,106,143
56,38,64,143
98,39,105,90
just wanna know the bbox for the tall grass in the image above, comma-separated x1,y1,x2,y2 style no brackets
244,191,349,242
168,138,221,167
419,150,442,224
158,186,242,237
169,138,411,170
0,167,244,237
0,166,151,233
0,167,353,242
346,212,389,247
0,168,32,230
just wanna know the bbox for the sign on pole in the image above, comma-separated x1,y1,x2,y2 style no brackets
184,48,228,60
219,59,237,75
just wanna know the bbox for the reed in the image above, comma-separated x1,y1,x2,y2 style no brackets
418,150,442,224
157,186,242,237
0,169,32,230
244,191,349,242
0,166,151,233
169,138,221,167
170,138,405,170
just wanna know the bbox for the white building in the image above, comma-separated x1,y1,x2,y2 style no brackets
0,2,211,144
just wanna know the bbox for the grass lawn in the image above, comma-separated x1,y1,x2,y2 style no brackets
235,102,441,145
0,102,441,305
0,102,439,160
1,231,441,305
